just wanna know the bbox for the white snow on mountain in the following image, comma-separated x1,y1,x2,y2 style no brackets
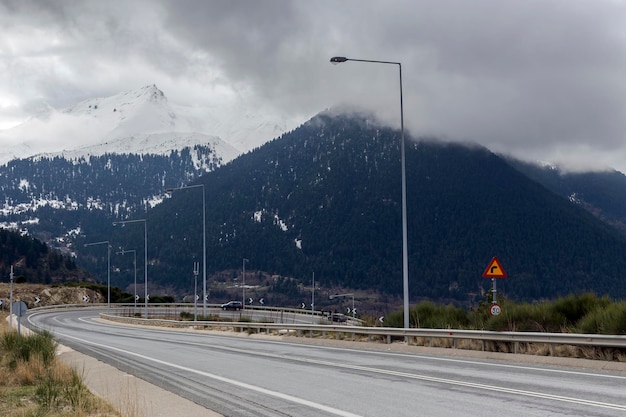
0,84,301,166
38,132,241,170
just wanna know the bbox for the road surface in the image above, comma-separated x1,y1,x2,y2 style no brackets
28,309,626,417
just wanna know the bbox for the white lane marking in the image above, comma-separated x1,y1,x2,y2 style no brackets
47,331,363,417
290,356,626,411
286,342,626,381
111,335,626,412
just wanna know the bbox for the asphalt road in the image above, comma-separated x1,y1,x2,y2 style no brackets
28,309,626,417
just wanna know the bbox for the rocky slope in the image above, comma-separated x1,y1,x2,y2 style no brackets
0,283,104,309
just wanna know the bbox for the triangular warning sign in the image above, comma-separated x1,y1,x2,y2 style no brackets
482,257,507,278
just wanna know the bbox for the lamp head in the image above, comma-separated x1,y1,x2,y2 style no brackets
330,56,348,65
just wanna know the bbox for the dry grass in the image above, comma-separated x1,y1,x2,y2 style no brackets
400,335,626,361
0,311,123,417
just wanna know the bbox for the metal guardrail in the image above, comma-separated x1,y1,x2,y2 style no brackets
95,308,626,352
29,303,626,352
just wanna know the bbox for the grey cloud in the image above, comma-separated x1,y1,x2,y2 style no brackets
2,0,626,172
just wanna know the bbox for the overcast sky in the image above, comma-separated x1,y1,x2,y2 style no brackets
2,0,626,172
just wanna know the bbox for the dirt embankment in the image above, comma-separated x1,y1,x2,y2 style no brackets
0,283,103,309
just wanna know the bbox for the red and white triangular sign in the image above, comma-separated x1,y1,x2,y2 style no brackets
482,257,507,278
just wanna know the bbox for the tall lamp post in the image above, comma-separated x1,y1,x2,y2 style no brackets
116,249,137,311
9,265,13,329
330,56,410,329
242,258,249,310
166,184,207,316
84,240,111,310
311,272,315,324
113,219,148,318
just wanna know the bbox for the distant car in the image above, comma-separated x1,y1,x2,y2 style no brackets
221,301,243,311
330,313,347,323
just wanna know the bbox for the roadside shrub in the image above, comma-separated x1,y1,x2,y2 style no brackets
1,330,57,369
383,310,404,328
577,302,626,334
410,301,469,329
180,311,194,320
484,301,533,331
551,293,610,328
484,301,568,332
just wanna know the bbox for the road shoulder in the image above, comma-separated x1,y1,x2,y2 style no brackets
58,346,223,417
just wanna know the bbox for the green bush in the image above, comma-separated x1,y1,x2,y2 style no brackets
483,301,563,332
417,302,469,329
387,301,470,329
375,293,626,335
180,311,194,320
551,293,610,327
577,302,626,334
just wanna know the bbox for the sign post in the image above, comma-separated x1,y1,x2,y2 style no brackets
482,257,507,315
12,301,27,336
193,261,199,321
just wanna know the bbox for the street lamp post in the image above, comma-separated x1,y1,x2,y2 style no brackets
166,184,207,316
330,56,410,329
116,249,137,311
311,272,315,324
84,240,111,310
9,265,13,330
113,219,148,318
242,258,249,310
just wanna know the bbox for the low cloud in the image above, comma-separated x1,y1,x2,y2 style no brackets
2,0,626,172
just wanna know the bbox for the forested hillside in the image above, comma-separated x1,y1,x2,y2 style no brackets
0,146,221,248
137,112,626,303
509,160,626,234
0,229,91,284
4,111,626,306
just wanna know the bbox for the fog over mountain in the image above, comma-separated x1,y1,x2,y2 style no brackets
0,84,303,165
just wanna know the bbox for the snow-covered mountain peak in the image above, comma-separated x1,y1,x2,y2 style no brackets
0,84,306,166
59,84,186,139
64,84,167,116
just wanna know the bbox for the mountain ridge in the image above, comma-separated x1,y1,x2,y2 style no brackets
2,108,626,308
139,112,626,304
0,84,303,166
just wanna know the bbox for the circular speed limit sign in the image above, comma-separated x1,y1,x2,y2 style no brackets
490,303,502,316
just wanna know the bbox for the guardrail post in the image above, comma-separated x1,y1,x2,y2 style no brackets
387,334,391,344
514,341,519,354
